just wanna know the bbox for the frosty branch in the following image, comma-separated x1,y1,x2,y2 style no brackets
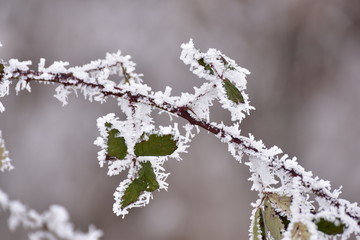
1,40,359,239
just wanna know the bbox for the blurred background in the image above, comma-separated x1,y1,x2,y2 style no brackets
0,0,360,239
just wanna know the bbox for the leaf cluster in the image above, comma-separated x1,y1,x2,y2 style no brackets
251,193,346,240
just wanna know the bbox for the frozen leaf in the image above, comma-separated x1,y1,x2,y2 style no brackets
252,208,265,240
107,129,127,160
223,79,245,104
197,58,214,75
291,222,311,240
138,161,159,191
134,134,177,156
121,161,160,208
220,56,236,70
263,199,285,240
267,193,292,215
120,179,147,209
315,218,345,235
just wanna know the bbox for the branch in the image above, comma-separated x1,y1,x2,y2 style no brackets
10,67,360,223
1,40,359,238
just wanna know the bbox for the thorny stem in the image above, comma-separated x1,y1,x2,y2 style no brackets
4,67,360,227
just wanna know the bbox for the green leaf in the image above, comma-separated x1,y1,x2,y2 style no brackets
107,129,127,160
134,134,177,157
197,58,214,75
315,218,345,235
263,199,285,240
291,222,311,240
267,193,292,215
252,208,266,240
120,161,160,209
121,179,147,208
138,161,159,192
223,79,245,104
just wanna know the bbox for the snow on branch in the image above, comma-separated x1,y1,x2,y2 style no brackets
0,40,359,239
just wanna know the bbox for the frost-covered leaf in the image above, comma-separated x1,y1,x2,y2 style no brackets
223,79,244,104
120,161,160,208
138,161,159,191
181,39,253,122
252,207,265,240
263,199,285,240
134,134,177,156
121,179,147,208
107,129,127,160
219,55,236,70
267,193,292,215
291,222,311,240
315,218,345,235
197,58,214,75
